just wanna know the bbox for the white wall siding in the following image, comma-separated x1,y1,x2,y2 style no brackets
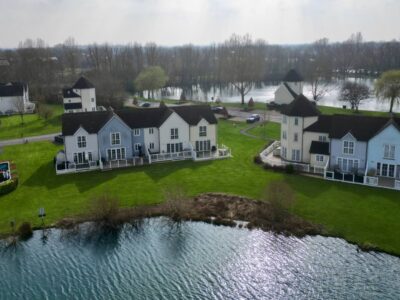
189,119,217,149
64,127,99,162
159,112,190,152
302,131,329,163
144,127,160,153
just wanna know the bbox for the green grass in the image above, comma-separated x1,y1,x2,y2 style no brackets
0,119,399,255
318,105,394,117
0,105,63,140
246,122,281,140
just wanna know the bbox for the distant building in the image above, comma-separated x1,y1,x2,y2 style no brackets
63,76,97,113
0,82,35,114
273,69,304,105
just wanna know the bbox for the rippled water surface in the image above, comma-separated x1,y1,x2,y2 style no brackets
1,219,400,299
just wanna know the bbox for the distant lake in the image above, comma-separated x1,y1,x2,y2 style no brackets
1,218,399,299
156,77,399,112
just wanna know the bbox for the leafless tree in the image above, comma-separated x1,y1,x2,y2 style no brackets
339,81,370,111
13,96,26,125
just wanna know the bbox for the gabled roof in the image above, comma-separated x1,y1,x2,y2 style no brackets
304,114,400,141
62,111,113,136
310,141,330,155
171,105,218,125
282,69,304,82
283,82,299,99
72,76,95,89
63,88,81,98
61,105,218,136
281,94,320,117
0,82,27,97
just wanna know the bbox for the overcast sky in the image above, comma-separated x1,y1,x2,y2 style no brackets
0,0,399,47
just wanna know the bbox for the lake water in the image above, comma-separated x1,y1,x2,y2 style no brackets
157,78,400,112
1,218,399,299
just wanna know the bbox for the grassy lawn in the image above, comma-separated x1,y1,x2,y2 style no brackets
0,105,63,140
0,119,399,255
246,122,281,140
317,105,394,117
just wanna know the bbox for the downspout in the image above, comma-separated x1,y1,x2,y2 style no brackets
301,117,304,162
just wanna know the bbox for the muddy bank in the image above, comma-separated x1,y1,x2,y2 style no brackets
57,193,323,238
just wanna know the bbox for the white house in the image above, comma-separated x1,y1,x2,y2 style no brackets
63,76,97,113
56,104,230,174
0,82,35,114
273,69,304,105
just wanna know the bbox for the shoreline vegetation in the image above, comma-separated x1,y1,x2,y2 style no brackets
2,192,387,256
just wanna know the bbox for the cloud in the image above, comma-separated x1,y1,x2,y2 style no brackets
0,0,398,47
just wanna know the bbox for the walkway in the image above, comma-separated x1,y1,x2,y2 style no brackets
240,122,272,140
0,133,60,147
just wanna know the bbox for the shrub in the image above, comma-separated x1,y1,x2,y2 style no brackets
89,194,121,228
18,222,33,240
253,155,263,164
248,97,254,108
0,177,18,196
285,164,295,174
38,105,54,120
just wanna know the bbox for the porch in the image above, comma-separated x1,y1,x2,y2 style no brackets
194,144,232,161
100,157,149,170
56,161,99,175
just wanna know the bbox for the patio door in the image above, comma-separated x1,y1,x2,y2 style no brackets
107,148,126,160
378,163,395,178
74,152,86,164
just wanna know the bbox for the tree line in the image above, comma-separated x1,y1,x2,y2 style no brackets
0,33,400,106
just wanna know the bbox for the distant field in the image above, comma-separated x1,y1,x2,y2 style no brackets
0,105,63,140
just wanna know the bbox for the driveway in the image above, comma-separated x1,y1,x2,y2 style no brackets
0,133,60,147
226,107,282,123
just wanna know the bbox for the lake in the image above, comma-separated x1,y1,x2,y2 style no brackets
156,78,400,112
1,218,399,299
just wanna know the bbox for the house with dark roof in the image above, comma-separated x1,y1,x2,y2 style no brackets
63,76,97,113
0,82,35,114
268,93,400,190
56,104,230,174
273,69,305,106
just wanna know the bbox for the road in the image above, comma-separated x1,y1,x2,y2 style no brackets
0,133,60,147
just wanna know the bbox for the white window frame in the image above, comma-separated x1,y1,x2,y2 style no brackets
316,155,324,162
149,142,154,150
319,135,327,142
107,147,126,160
291,149,300,161
149,128,154,134
282,131,287,140
294,133,298,142
199,126,207,137
171,128,178,140
343,140,355,155
134,143,141,151
110,132,121,146
383,144,395,160
133,129,140,136
294,117,299,126
77,136,86,148
337,157,359,173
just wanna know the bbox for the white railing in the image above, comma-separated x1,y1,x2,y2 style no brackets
260,140,280,160
56,161,99,175
395,180,400,190
150,151,193,162
365,176,378,186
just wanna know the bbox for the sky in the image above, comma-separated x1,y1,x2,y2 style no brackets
0,0,399,47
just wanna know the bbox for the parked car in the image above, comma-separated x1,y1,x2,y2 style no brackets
141,102,151,108
211,106,224,113
246,114,261,123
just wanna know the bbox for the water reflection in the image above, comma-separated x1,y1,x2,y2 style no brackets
0,218,399,300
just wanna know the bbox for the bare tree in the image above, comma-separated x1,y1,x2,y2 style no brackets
310,76,330,101
339,81,370,111
13,97,26,125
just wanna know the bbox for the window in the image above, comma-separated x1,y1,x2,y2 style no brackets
167,142,183,153
91,98,94,102
294,133,298,142
134,129,140,136
149,142,154,150
343,140,354,155
107,148,126,160
377,162,381,176
283,116,287,124
134,143,141,151
149,128,154,134
171,128,178,139
87,152,92,161
77,136,86,148
291,149,300,161
195,140,211,151
281,147,287,159
316,155,324,162
111,132,121,145
384,144,395,159
294,117,299,126
319,136,327,142
337,157,359,172
199,126,207,137
282,131,287,140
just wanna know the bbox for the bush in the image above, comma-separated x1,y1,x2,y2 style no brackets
265,181,296,224
0,177,18,196
89,194,121,228
18,222,33,240
253,155,263,164
248,97,254,108
285,164,295,174
37,105,54,120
